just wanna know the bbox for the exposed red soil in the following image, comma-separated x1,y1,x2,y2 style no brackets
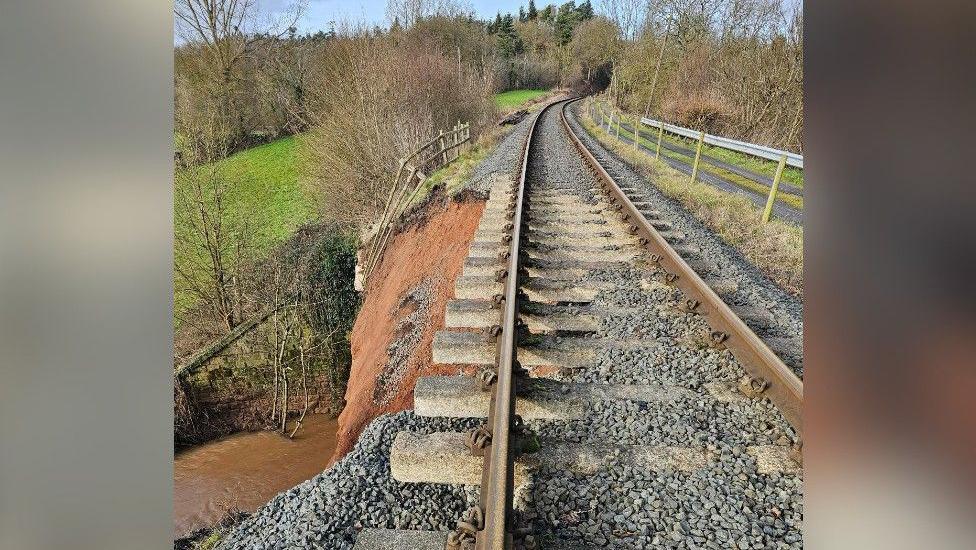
330,193,485,463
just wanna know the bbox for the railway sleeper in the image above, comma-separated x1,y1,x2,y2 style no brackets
467,239,633,256
413,375,691,421
452,275,602,302
485,200,607,213
523,247,639,264
462,262,590,281
444,299,599,333
463,254,630,274
763,336,804,359
432,330,606,368
729,305,776,328
657,229,686,244
476,217,631,234
671,243,701,258
703,276,739,297
356,432,793,550
353,529,448,550
389,431,710,486
473,228,636,247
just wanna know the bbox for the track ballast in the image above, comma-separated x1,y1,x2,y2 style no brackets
349,98,803,550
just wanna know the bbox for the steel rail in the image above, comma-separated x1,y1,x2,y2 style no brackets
560,99,804,436
463,99,555,550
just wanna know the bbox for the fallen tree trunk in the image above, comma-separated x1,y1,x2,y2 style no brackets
175,307,277,380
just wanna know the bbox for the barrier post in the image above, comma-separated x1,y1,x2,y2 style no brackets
762,154,788,223
655,123,664,159
633,114,640,153
690,130,705,182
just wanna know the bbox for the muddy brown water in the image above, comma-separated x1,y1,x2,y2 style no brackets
174,414,339,538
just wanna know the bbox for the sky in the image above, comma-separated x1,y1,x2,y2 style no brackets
180,0,800,41
260,0,533,34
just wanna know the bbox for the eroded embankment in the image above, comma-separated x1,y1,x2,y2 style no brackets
331,191,486,462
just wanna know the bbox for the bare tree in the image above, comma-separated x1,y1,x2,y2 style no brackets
599,0,647,41
175,0,306,71
607,0,803,149
385,0,472,28
174,115,250,331
570,17,621,84
175,0,307,151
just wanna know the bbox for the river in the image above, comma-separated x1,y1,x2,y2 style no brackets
174,414,339,538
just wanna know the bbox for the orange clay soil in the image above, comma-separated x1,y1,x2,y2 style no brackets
330,194,486,463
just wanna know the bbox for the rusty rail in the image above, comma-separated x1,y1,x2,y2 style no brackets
559,98,803,436
445,100,557,550
444,97,800,550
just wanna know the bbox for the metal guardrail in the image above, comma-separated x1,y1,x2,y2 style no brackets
639,116,803,169
591,100,802,223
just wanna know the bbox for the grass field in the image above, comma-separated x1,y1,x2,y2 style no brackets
493,89,549,110
174,136,316,323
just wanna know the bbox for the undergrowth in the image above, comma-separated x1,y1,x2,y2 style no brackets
580,101,803,297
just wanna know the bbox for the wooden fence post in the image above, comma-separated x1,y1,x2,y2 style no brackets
762,154,788,223
438,130,447,167
454,120,461,160
366,158,406,268
363,120,473,284
690,130,705,183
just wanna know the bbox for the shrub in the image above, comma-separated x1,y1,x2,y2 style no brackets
300,23,495,232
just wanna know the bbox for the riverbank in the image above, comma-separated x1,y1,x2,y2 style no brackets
175,414,339,539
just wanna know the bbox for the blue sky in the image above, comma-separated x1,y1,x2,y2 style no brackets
183,1,799,40
261,0,534,34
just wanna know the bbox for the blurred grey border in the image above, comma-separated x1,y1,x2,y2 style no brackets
0,1,173,549
2,1,976,549
806,0,976,548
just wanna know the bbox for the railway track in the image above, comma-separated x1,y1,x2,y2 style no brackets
354,98,804,550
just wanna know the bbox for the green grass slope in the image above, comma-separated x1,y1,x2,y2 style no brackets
494,89,549,110
174,136,316,323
